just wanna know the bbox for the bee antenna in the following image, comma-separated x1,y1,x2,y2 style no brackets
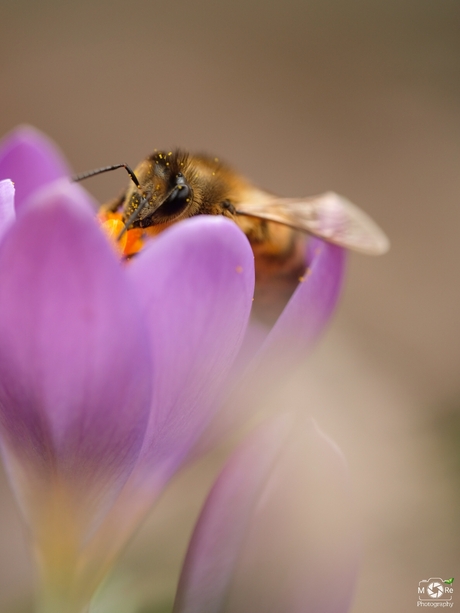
117,195,150,241
72,164,141,189
73,164,150,243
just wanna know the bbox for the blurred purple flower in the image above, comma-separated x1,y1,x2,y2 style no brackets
0,125,70,210
0,126,346,610
174,416,359,613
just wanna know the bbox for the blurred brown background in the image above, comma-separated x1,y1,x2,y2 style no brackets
0,1,459,611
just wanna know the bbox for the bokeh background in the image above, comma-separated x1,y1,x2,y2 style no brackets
0,1,459,611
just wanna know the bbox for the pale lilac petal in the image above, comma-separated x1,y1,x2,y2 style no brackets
127,216,254,478
202,239,346,447
0,183,151,517
0,179,15,240
256,238,346,372
0,125,70,210
174,417,359,613
173,416,291,613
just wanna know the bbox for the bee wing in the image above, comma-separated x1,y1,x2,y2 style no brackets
236,191,390,255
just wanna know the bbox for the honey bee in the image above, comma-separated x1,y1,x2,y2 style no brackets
74,150,389,321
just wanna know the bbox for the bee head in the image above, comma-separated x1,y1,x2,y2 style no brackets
124,150,195,228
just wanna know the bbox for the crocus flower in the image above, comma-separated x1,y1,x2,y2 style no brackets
0,185,254,611
0,127,346,611
174,415,359,613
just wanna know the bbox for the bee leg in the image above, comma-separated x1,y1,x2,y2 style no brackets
222,200,236,215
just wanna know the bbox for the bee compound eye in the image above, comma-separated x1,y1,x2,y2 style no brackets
161,180,192,216
168,183,191,203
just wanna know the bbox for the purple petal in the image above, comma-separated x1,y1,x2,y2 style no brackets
0,179,15,240
202,238,346,447
127,216,254,479
256,237,346,372
0,125,70,211
174,417,359,613
0,182,151,523
173,416,291,613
